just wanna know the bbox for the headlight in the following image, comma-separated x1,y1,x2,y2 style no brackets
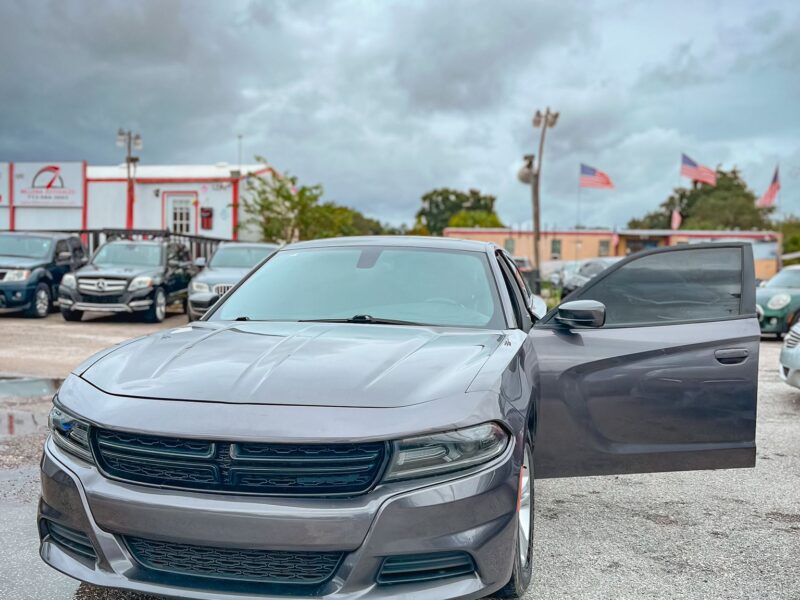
61,273,76,289
49,403,93,463
384,422,509,482
128,276,154,291
191,280,210,293
3,269,31,282
767,293,791,310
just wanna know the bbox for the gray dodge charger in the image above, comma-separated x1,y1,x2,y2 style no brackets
39,236,758,599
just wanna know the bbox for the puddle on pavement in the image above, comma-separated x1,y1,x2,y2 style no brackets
0,376,62,439
0,376,62,398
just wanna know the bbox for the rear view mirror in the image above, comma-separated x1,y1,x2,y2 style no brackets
555,300,606,329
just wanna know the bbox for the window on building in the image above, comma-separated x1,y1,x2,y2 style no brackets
504,238,515,254
599,240,610,256
170,198,193,234
550,239,562,259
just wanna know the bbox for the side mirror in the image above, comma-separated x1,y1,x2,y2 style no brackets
555,300,606,329
57,251,72,263
194,256,207,269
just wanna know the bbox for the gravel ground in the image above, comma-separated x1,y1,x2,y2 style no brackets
0,314,797,599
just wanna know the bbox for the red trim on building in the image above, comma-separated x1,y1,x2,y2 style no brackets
81,161,88,229
8,162,14,231
86,166,273,185
231,179,240,241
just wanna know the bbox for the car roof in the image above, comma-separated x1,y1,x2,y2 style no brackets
0,231,73,241
284,236,494,253
219,242,279,249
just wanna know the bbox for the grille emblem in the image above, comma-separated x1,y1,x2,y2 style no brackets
96,279,107,291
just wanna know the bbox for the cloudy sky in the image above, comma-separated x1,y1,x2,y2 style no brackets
0,0,798,229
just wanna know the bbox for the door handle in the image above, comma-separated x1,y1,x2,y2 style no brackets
715,348,748,365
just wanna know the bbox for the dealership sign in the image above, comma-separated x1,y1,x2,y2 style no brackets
14,162,84,207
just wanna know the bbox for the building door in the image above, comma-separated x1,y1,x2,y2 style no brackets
167,196,195,234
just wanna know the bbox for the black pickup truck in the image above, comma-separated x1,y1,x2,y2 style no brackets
0,232,87,318
59,238,196,323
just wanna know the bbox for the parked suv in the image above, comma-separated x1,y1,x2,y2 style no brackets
58,238,195,323
0,231,87,318
187,242,278,320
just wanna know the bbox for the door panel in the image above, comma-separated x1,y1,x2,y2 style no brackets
532,243,758,478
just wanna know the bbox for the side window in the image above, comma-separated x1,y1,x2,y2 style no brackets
575,247,743,326
598,240,610,257
497,252,533,330
501,253,532,299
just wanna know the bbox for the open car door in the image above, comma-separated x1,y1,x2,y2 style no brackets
532,243,758,478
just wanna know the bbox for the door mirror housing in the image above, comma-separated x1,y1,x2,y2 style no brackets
194,256,207,269
555,300,606,329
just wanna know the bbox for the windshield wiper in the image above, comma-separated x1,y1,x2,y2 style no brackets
299,314,426,326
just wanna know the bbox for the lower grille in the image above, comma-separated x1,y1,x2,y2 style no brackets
125,537,343,585
93,428,388,496
78,293,125,304
377,552,476,585
785,328,800,349
45,520,97,561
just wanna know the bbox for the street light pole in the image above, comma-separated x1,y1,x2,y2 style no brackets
117,129,142,230
529,108,559,293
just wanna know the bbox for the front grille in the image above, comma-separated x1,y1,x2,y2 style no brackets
93,429,388,496
77,293,126,304
78,278,128,293
213,283,234,295
125,536,343,585
44,520,97,561
785,328,800,349
377,552,476,585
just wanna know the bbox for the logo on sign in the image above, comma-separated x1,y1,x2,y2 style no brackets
32,165,65,189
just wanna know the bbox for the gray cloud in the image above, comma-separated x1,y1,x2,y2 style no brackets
0,0,798,228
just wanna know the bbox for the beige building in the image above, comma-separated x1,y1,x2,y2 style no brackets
443,227,782,280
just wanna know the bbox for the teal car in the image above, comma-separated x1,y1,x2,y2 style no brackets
756,266,800,337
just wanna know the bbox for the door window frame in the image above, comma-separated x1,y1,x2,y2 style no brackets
537,242,755,330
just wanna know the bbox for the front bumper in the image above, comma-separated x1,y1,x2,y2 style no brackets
779,344,800,389
757,307,790,334
0,281,37,313
39,434,519,599
58,286,154,313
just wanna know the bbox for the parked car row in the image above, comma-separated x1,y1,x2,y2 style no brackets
0,231,276,323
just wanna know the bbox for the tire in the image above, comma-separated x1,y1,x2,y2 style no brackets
143,287,167,323
497,439,534,599
61,309,83,322
25,282,51,318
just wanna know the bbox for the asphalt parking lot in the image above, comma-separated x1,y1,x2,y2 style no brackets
0,314,798,599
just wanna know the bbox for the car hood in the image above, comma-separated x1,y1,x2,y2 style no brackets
0,255,47,270
76,264,160,280
756,287,798,303
192,267,250,286
79,321,506,408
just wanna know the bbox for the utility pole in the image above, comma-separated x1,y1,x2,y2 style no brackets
117,129,142,229
518,108,559,293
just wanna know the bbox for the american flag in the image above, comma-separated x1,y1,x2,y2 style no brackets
756,167,780,208
680,154,716,186
580,164,614,189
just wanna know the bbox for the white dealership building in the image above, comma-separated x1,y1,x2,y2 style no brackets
0,161,271,240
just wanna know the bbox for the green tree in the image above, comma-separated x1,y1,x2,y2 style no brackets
240,157,391,242
627,168,774,230
415,188,499,235
448,209,504,228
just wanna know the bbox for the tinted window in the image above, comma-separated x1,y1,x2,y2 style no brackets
577,247,742,326
0,235,53,259
54,240,69,257
211,245,277,269
92,243,162,267
213,246,505,329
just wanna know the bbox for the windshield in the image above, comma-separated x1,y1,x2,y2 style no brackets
766,270,800,289
92,243,162,268
0,235,53,259
211,245,277,269
211,246,505,328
